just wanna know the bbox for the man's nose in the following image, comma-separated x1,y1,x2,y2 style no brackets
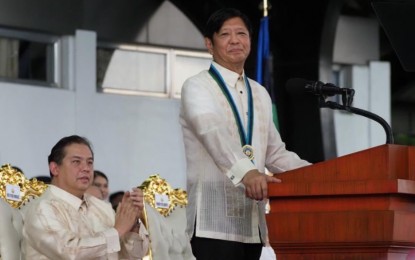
230,32,239,43
80,161,93,171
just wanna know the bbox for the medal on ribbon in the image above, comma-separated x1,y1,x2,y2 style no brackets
242,145,254,161
209,64,255,161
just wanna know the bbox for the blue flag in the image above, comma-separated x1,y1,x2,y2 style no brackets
256,17,270,85
256,16,279,130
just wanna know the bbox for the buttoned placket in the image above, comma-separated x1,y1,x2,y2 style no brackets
235,76,248,129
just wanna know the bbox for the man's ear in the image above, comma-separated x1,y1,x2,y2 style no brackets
49,162,59,177
205,37,213,55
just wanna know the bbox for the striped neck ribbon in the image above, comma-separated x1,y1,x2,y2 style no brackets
208,64,254,160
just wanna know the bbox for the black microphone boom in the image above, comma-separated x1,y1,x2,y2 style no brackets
285,77,394,144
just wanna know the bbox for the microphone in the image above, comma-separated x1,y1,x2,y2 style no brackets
285,78,354,97
285,78,393,144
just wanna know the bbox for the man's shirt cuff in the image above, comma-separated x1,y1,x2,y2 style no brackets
226,158,256,185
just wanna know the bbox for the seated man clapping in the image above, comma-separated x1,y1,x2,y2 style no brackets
22,135,149,259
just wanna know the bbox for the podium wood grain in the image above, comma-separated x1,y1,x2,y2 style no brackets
267,144,415,260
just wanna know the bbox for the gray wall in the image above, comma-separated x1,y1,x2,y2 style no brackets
0,1,207,193
0,30,187,193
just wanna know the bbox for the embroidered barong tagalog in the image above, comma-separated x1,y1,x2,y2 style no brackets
208,64,255,161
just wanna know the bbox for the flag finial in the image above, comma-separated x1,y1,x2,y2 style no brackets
260,0,270,17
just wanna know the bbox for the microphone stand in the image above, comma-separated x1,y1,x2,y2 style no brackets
318,89,394,144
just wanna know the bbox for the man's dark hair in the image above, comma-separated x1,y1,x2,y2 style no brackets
48,135,94,177
203,8,253,41
94,170,108,182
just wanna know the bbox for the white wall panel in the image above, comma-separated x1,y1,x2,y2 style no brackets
0,30,187,196
334,62,391,156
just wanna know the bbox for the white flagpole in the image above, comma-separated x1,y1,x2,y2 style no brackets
263,0,268,17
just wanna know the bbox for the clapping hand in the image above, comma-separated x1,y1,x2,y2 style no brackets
114,190,141,237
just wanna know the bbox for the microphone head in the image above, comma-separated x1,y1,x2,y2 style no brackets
285,78,312,96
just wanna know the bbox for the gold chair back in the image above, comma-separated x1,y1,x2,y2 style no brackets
0,164,48,208
138,174,190,260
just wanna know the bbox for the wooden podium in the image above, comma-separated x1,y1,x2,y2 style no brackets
266,144,415,260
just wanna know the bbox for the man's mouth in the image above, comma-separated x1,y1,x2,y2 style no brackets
78,176,90,182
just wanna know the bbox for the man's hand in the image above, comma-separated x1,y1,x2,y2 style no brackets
114,191,139,237
241,170,281,201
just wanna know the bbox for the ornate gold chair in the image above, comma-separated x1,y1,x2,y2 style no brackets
0,164,48,209
0,164,48,260
0,199,21,260
139,174,195,260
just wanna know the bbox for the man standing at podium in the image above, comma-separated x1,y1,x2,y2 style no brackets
180,7,311,260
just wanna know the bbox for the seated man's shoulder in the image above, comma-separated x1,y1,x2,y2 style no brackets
21,189,54,217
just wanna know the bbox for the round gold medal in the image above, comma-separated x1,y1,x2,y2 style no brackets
242,145,255,161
